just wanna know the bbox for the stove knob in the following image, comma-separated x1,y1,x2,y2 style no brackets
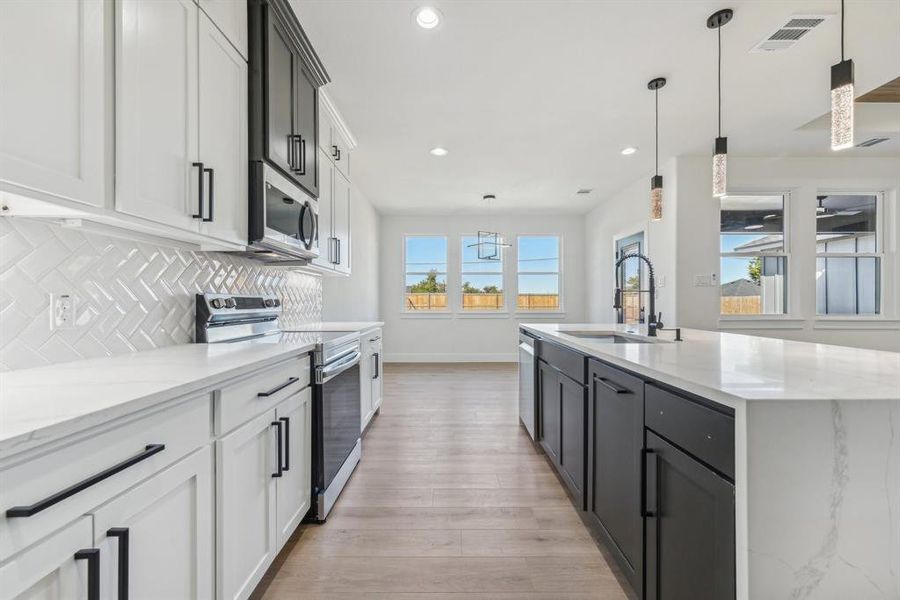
210,298,224,309
264,298,275,308
224,297,237,309
273,299,281,307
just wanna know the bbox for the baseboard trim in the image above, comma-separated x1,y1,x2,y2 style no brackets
384,353,518,363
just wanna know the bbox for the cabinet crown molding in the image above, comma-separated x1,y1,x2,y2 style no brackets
319,88,358,150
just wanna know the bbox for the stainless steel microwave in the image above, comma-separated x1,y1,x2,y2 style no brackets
248,161,319,262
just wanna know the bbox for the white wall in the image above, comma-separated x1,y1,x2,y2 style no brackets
380,214,586,362
586,155,900,352
675,155,900,352
322,184,381,321
585,158,678,324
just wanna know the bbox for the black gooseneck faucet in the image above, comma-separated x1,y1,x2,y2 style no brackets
613,252,663,337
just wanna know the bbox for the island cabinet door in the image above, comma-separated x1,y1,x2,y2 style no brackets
644,430,735,600
558,374,586,507
587,361,644,594
91,447,214,600
537,360,560,462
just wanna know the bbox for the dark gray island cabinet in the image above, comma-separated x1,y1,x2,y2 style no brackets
532,330,736,600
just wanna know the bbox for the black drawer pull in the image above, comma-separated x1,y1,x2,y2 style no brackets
279,416,290,471
107,528,129,600
75,548,101,600
595,376,631,394
6,445,166,518
271,421,284,478
257,376,300,397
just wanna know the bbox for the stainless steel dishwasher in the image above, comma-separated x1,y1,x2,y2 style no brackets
518,331,537,440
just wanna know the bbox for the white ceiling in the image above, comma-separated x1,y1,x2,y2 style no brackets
293,0,900,215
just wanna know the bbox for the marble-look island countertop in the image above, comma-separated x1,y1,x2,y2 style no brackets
0,334,326,457
521,323,900,405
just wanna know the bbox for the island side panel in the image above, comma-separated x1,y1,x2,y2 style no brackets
746,399,900,599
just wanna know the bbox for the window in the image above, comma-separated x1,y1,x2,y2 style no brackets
461,235,504,311
720,195,787,315
404,236,448,311
815,193,881,315
517,235,561,311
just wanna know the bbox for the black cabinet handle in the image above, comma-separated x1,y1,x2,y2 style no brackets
331,144,339,159
595,376,630,394
191,162,204,219
6,445,165,518
257,376,300,397
74,548,100,600
642,448,658,518
107,528,129,600
372,353,380,380
291,135,306,175
202,168,214,222
271,421,283,478
336,238,342,265
287,134,295,171
279,416,290,472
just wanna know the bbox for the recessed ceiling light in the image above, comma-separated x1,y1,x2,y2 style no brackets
429,147,448,156
414,7,441,29
621,146,638,155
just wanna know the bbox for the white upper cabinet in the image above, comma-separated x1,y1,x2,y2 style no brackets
198,0,248,59
199,11,248,245
311,149,333,270
332,168,351,275
115,0,200,232
0,0,108,208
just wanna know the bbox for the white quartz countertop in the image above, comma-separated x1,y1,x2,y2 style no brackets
280,321,384,332
521,323,900,405
0,335,328,457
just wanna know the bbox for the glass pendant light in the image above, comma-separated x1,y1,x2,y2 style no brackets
648,77,666,221
708,9,733,198
831,0,854,150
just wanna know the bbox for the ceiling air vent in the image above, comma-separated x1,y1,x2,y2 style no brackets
856,137,890,148
751,14,830,53
576,188,593,195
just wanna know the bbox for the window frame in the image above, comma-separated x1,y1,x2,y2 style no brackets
718,192,792,318
814,191,884,318
402,234,450,314
459,233,507,313
515,234,564,314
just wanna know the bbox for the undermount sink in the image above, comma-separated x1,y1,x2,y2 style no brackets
560,331,665,344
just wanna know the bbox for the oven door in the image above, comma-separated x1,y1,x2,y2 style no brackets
317,351,362,494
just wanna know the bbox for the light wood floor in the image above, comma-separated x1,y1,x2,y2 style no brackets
253,363,633,600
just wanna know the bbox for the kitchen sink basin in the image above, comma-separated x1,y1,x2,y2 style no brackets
559,331,665,343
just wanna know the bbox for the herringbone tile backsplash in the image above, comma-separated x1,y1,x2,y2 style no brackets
0,218,322,371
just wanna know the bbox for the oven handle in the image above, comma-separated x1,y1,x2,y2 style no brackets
316,350,361,384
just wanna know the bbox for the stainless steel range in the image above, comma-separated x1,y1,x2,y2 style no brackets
195,293,361,521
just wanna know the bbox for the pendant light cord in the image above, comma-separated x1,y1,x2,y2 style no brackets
717,25,722,137
655,88,659,175
840,0,845,61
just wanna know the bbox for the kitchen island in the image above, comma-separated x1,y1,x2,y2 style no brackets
521,323,900,600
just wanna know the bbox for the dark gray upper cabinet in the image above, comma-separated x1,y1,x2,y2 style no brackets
249,0,328,198
587,360,643,595
644,430,735,600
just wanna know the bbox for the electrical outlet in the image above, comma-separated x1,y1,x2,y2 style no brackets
694,274,710,287
50,293,77,330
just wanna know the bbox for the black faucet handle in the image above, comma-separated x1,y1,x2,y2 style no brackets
655,312,664,330
613,288,623,310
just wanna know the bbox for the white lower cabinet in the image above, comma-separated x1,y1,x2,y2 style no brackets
92,447,214,600
275,389,312,549
360,329,383,431
216,408,278,600
216,386,311,600
0,517,94,600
